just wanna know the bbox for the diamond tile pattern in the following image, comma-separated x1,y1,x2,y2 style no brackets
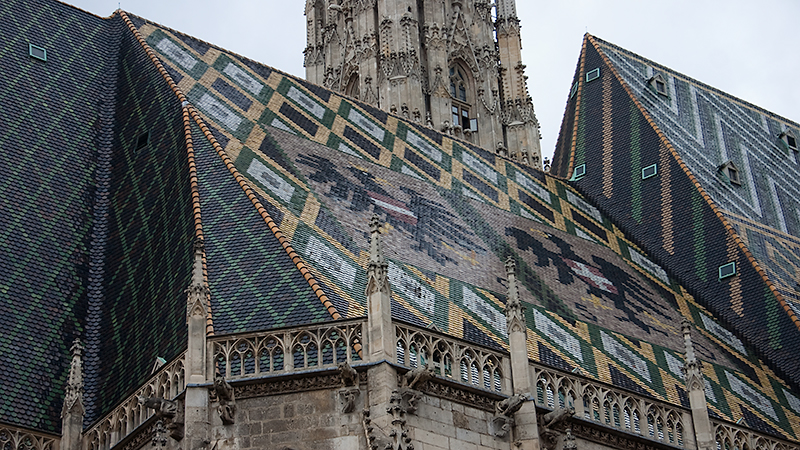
0,0,118,432
193,122,333,333
1,1,798,442
86,24,195,425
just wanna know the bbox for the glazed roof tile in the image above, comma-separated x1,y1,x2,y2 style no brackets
133,19,799,439
1,0,798,441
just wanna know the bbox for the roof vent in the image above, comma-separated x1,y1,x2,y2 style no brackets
779,130,797,151
136,132,150,151
585,68,600,83
647,73,668,96
718,161,741,186
719,262,736,280
29,44,46,62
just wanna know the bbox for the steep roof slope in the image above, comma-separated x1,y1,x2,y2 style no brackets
594,37,800,325
134,20,800,440
0,0,118,432
550,33,800,430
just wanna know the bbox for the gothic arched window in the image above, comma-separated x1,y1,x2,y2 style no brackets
449,63,477,133
344,73,360,100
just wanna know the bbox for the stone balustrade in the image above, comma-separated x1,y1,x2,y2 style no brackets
395,322,511,395
84,353,185,450
0,425,58,450
211,319,365,379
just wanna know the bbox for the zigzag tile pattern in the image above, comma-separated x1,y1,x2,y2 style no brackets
135,20,800,439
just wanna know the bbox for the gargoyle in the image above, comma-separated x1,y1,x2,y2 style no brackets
541,405,574,429
338,361,358,387
139,397,183,440
214,374,236,425
139,397,177,418
404,364,434,390
496,393,526,417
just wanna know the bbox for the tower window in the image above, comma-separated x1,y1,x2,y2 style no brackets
571,164,586,180
29,44,47,61
450,66,468,102
449,63,476,133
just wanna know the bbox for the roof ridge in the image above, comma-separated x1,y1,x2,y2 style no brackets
563,33,589,181
586,34,800,333
119,10,342,323
590,35,800,129
182,107,214,335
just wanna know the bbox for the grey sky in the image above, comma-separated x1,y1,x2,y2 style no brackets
71,0,800,161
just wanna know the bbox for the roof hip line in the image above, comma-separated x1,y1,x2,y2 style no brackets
586,34,800,332
119,10,343,322
182,107,214,335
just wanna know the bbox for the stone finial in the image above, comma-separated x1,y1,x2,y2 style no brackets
366,214,390,297
62,339,85,417
504,257,525,330
681,319,704,391
186,238,209,319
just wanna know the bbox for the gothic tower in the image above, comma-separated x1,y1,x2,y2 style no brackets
304,0,542,167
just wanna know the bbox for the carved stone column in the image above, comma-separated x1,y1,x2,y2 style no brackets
504,258,540,449
682,319,714,450
365,215,399,431
366,214,394,363
60,339,84,450
184,238,209,450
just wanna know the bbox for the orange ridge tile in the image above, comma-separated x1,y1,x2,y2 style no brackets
182,107,215,335
563,34,589,181
187,106,345,323
119,11,187,103
587,34,800,331
119,9,346,328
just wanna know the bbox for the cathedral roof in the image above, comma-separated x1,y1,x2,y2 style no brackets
1,1,798,443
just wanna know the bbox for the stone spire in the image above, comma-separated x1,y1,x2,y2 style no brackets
682,319,714,450
502,257,540,450
185,238,210,450
366,214,394,362
61,339,84,450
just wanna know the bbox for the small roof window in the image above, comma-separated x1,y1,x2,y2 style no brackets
647,73,668,97
642,164,657,179
780,130,797,151
29,44,46,61
719,262,736,280
718,161,741,186
586,68,600,83
571,163,586,181
136,132,150,151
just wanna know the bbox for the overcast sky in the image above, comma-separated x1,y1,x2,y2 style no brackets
71,0,800,161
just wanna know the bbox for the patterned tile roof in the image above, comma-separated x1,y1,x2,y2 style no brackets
1,0,798,442
551,34,800,436
133,19,799,440
591,37,800,332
